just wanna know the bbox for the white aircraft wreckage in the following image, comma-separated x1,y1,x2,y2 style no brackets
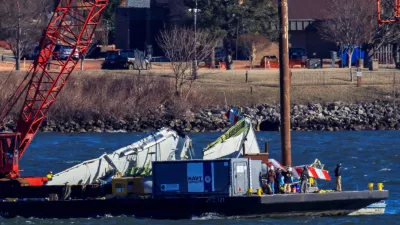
203,117,261,159
46,128,194,186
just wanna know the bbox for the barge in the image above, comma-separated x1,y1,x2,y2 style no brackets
0,157,388,219
0,190,388,219
0,117,388,220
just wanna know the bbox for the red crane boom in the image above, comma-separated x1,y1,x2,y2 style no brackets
0,0,108,181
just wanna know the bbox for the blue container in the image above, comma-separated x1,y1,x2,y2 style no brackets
295,184,300,193
340,46,366,67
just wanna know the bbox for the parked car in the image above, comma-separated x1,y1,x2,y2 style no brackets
101,49,121,69
261,55,278,62
289,47,307,60
101,49,149,70
53,45,79,60
260,55,279,68
26,44,79,60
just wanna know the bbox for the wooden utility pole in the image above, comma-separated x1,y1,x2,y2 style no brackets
278,0,291,166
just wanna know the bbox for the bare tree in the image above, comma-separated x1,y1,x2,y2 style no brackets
0,0,52,70
318,0,375,71
157,27,216,98
239,34,271,69
369,0,400,66
369,23,400,63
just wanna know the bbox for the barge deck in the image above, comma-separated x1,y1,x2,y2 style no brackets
0,190,388,219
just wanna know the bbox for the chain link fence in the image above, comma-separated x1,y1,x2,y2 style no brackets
291,70,399,86
222,69,400,86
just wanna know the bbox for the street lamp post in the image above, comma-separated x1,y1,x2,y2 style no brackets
189,0,199,79
236,0,244,61
194,0,198,79
235,16,239,60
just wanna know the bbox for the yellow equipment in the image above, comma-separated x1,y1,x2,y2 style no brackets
112,177,146,196
309,177,315,186
368,183,374,191
257,188,263,196
377,183,384,191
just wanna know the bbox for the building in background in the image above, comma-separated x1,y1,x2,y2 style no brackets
285,0,337,59
116,0,336,59
117,0,383,61
126,0,151,7
115,0,187,56
286,0,393,64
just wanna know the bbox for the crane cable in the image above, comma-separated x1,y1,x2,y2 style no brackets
1,16,47,120
0,63,15,88
0,64,15,128
0,62,33,127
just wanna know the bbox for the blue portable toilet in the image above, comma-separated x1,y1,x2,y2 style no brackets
340,46,366,67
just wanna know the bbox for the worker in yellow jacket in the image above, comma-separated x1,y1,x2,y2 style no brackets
47,171,53,181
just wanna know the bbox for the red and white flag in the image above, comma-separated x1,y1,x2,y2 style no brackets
266,159,331,181
294,166,331,181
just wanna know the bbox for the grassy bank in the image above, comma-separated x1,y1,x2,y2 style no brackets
0,69,398,121
196,69,398,105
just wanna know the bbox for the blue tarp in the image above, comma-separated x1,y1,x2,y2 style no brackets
340,47,366,67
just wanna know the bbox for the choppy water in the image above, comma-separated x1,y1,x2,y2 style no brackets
1,131,399,224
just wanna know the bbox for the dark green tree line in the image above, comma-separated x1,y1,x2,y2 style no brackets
185,0,278,69
102,0,123,44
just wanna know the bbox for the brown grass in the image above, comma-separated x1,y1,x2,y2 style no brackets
0,70,212,121
0,69,398,122
192,69,399,105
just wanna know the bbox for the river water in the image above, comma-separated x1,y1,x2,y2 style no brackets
1,131,398,224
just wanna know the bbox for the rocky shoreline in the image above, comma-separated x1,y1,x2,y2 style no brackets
0,101,399,133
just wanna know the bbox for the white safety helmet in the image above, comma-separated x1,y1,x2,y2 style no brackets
270,166,275,170
288,167,293,172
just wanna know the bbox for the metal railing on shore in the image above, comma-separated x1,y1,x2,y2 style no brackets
291,70,400,86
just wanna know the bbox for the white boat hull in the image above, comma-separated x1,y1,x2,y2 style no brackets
349,201,386,216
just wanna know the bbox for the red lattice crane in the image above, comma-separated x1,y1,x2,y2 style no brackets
377,0,400,24
0,0,108,185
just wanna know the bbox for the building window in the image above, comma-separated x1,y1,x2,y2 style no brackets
290,21,296,31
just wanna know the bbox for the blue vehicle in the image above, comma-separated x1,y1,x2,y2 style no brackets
289,47,307,59
53,45,79,60
27,44,79,60
101,49,149,70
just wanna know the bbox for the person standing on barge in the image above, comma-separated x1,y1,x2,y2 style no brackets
335,163,342,191
283,167,293,193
